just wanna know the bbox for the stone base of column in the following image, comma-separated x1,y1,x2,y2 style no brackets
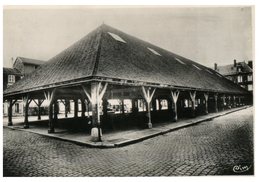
24,123,29,129
148,122,152,129
8,122,13,126
48,129,55,133
173,115,178,122
91,127,102,142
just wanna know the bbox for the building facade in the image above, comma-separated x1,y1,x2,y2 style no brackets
3,68,23,115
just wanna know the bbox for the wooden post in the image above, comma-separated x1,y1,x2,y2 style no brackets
203,92,209,114
44,89,56,133
22,95,31,129
121,99,125,114
189,91,196,117
170,90,180,121
221,95,225,111
38,99,43,120
74,99,78,118
238,96,241,106
53,100,59,126
214,93,218,112
7,99,16,126
233,96,236,107
141,86,156,128
65,99,70,117
228,96,231,108
158,99,162,111
152,99,157,111
82,82,108,142
168,99,173,111
81,99,86,117
86,100,90,117
102,99,108,122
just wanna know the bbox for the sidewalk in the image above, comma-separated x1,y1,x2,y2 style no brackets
3,106,251,148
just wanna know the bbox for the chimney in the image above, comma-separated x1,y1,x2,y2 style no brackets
214,63,217,70
234,59,237,67
11,57,14,67
248,60,253,69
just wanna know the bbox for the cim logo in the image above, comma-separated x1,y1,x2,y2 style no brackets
233,164,252,173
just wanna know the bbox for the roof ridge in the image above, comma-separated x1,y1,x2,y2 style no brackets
91,26,103,76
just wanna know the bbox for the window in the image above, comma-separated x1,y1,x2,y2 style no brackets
237,75,243,83
8,75,15,83
192,64,202,70
248,84,253,91
147,47,162,56
107,32,126,43
175,57,186,65
248,74,253,81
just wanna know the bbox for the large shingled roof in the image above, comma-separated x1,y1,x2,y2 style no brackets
4,24,248,96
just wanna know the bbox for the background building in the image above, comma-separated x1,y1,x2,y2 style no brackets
3,57,45,116
13,57,45,76
214,59,253,92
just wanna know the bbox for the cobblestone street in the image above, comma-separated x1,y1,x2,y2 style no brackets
3,107,253,176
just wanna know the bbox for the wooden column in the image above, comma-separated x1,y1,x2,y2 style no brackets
7,99,16,126
203,92,209,114
233,96,236,107
82,82,108,142
121,99,125,114
74,99,78,118
170,90,180,121
38,99,43,120
131,99,138,113
44,89,56,133
214,93,218,112
81,99,86,117
86,100,90,117
221,95,225,111
141,86,156,128
102,99,108,122
158,99,162,111
33,99,44,120
23,95,31,129
152,99,157,111
189,91,196,117
53,100,59,126
228,96,231,108
238,96,241,106
65,99,70,117
168,99,173,111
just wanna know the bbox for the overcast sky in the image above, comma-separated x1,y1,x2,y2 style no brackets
3,6,253,68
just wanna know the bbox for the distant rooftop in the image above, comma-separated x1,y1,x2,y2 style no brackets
3,67,22,76
215,61,252,76
16,57,46,65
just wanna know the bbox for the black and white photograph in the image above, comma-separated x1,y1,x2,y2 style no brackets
1,3,256,180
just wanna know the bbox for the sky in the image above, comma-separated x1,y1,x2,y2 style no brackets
3,6,253,68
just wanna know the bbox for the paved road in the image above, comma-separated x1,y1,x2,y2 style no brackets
3,107,254,176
